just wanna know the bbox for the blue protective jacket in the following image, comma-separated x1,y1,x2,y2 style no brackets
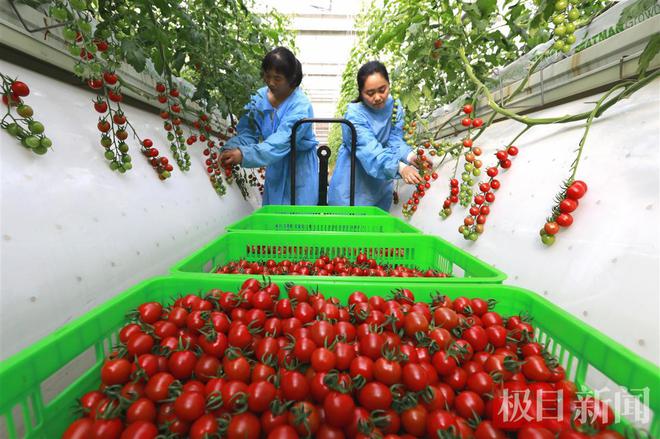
328,96,411,211
225,86,319,205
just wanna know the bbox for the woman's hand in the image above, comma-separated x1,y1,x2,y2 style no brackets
400,165,423,185
220,149,243,167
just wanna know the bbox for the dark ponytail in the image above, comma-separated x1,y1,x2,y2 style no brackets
352,61,390,103
262,47,303,88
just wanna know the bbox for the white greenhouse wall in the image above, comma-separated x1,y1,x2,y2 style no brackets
0,60,258,360
392,80,660,365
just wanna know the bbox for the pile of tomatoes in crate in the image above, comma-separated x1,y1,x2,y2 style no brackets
215,253,449,278
63,279,619,439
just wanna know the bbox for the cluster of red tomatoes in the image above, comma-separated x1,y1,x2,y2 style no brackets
541,180,588,246
215,254,449,278
62,279,619,439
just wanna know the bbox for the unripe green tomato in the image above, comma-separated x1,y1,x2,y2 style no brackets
554,24,566,36
62,27,78,41
24,136,40,149
180,145,187,152
173,152,180,159
118,143,129,153
104,150,115,160
122,154,132,163
561,44,572,53
34,146,48,155
469,232,478,241
40,137,53,148
109,161,120,170
464,163,474,172
541,233,556,245
167,133,175,141
462,228,470,237
78,21,92,35
91,63,103,74
28,121,44,134
553,14,565,25
472,168,481,177
568,8,580,20
161,171,171,178
565,22,576,32
101,137,112,148
123,162,133,170
555,0,568,10
86,42,97,54
566,34,576,44
70,0,87,11
554,40,565,50
17,105,33,117
461,172,470,181
6,123,20,137
467,178,475,186
69,45,81,56
73,63,85,76
119,166,126,174
50,6,69,21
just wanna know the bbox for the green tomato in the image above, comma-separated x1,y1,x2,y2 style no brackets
553,14,565,25
472,168,481,177
62,27,78,41
561,44,572,53
180,145,187,151
34,146,48,155
28,121,44,134
73,63,85,76
555,0,568,10
468,232,478,241
101,137,112,148
553,40,565,50
173,152,180,159
568,8,580,20
17,104,34,118
461,172,470,181
167,133,175,141
443,208,452,216
565,22,576,32
91,63,103,74
78,20,92,35
464,163,474,172
40,137,53,148
161,171,171,178
24,136,40,149
6,123,20,137
50,6,69,21
69,45,82,56
462,228,470,237
122,154,132,163
70,0,87,11
86,42,97,54
565,34,576,44
118,142,129,153
104,150,115,160
123,162,133,170
541,233,556,246
554,24,566,36
118,166,126,174
467,178,475,186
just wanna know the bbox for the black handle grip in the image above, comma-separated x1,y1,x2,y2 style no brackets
290,118,357,206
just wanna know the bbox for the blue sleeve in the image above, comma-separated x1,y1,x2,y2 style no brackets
224,111,260,149
239,103,315,168
225,99,261,149
343,107,401,179
387,100,412,163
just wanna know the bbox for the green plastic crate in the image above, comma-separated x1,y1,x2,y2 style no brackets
169,231,506,283
226,214,421,234
1,277,657,438
253,205,390,216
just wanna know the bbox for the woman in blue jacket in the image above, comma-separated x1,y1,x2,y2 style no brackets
328,61,421,211
220,47,319,205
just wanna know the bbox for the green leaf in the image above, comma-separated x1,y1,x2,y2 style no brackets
637,33,660,78
172,51,186,74
477,0,498,17
121,40,146,73
151,47,164,75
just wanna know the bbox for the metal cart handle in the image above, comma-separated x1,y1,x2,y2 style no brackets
290,118,357,206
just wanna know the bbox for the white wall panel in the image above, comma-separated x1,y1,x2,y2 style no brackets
392,80,660,364
0,60,257,360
